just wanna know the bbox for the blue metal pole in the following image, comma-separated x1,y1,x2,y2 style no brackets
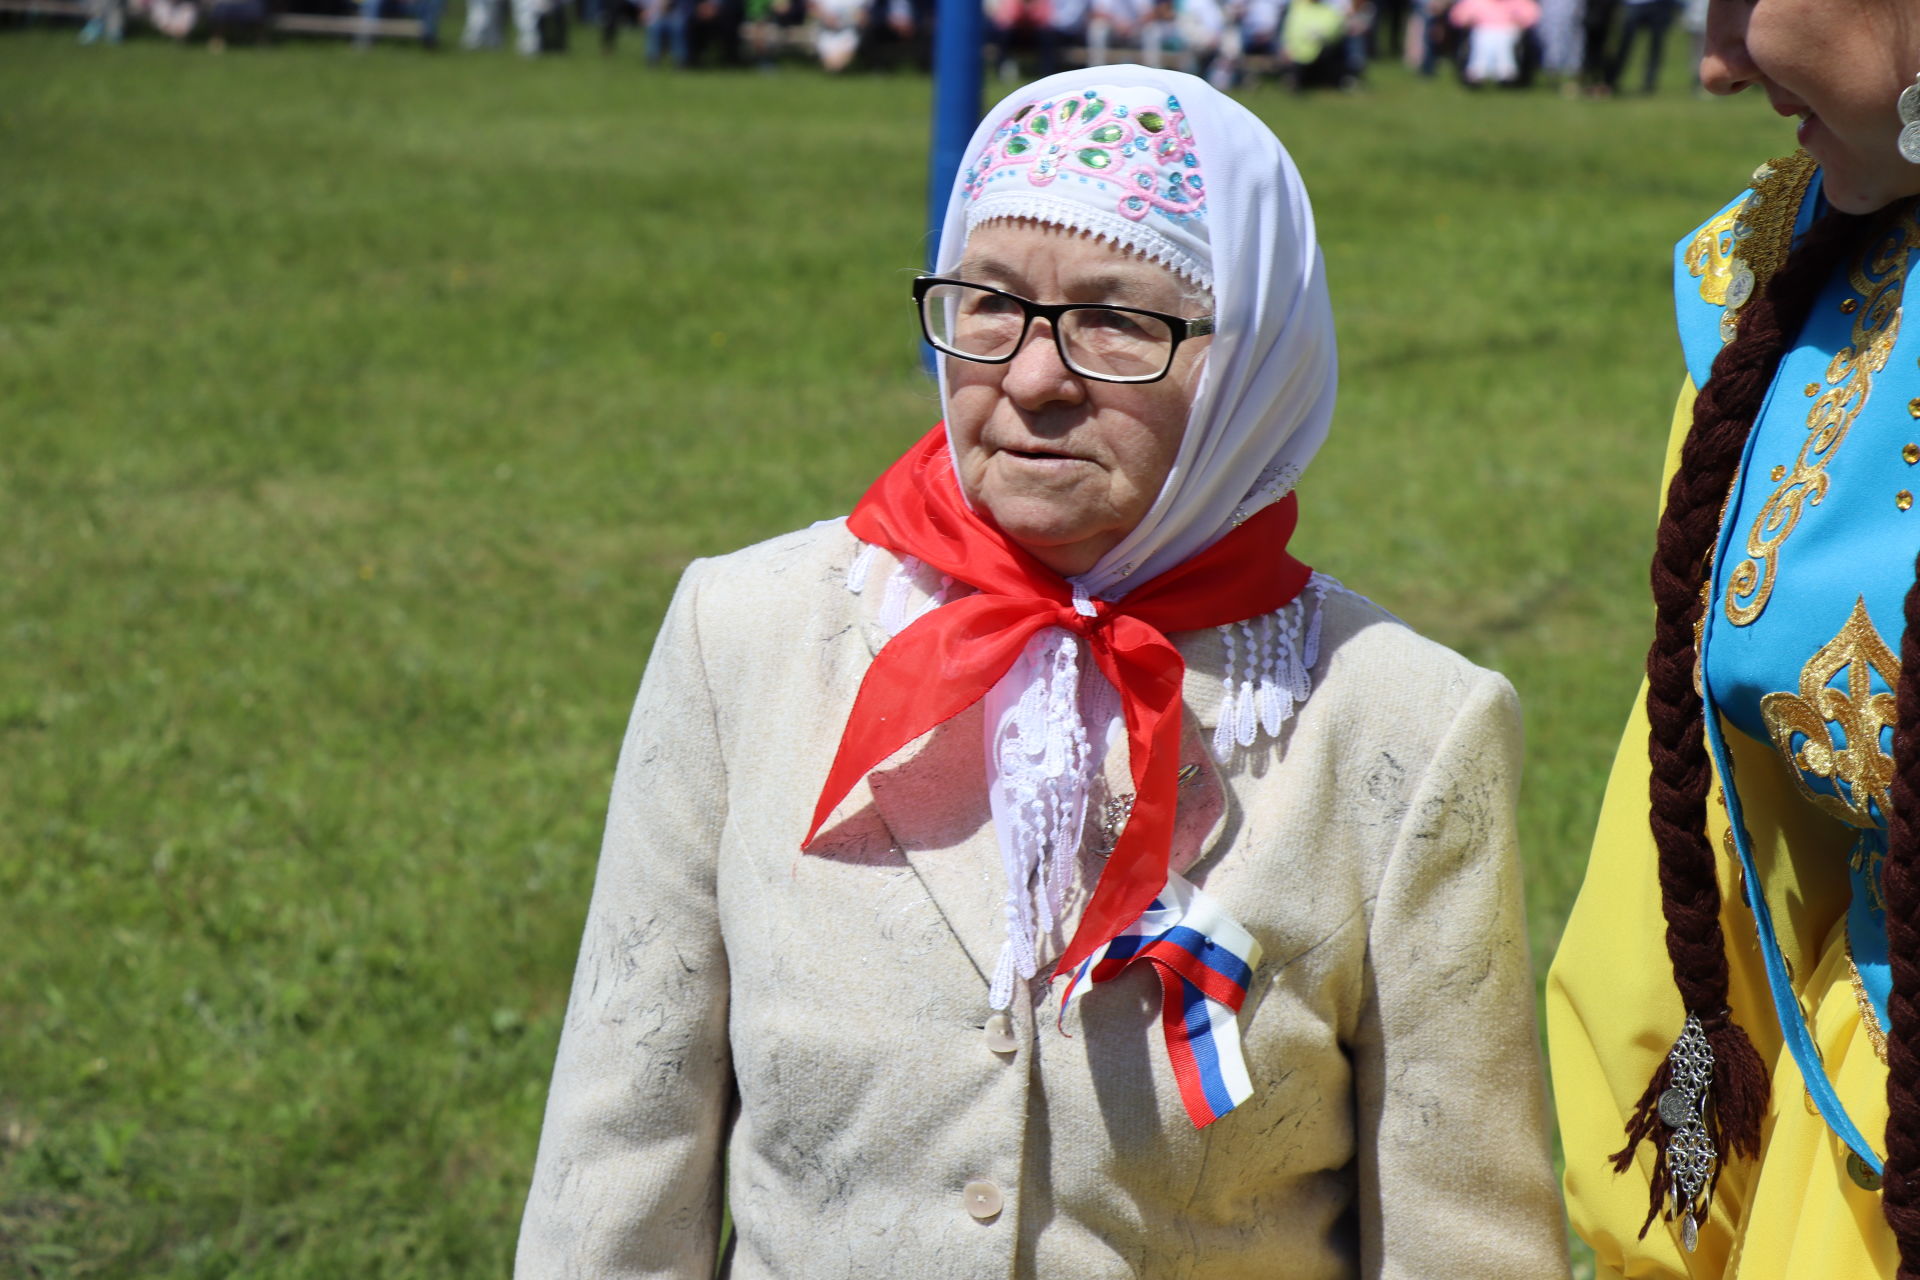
923,0,983,371
927,0,984,268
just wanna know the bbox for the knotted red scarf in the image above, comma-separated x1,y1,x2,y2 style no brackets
802,426,1312,979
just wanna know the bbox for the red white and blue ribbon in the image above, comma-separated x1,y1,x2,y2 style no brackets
1059,872,1262,1128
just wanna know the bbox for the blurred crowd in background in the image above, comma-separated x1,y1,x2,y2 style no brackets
29,0,1704,97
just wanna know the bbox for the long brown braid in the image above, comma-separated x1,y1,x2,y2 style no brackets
1612,206,1864,1235
1886,557,1920,1278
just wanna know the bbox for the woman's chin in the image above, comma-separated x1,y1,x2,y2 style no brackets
1798,132,1920,215
982,505,1117,576
1004,530,1106,577
1819,179,1915,216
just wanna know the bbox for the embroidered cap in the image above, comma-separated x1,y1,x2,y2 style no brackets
962,85,1211,291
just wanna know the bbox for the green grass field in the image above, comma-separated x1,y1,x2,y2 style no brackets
2,31,1788,1277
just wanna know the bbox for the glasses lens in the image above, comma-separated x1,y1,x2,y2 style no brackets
922,283,1025,360
1059,307,1176,380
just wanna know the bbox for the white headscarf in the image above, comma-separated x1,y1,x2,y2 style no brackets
934,65,1338,599
888,68,1339,1009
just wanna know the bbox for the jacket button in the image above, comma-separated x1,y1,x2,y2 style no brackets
963,1179,1004,1220
983,1012,1017,1054
1848,1152,1884,1192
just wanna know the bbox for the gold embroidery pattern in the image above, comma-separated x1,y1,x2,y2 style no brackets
1686,203,1744,306
1760,597,1899,837
1726,204,1920,625
1846,930,1891,1066
1691,153,1820,344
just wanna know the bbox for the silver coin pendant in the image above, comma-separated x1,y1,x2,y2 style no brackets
1900,80,1920,125
1725,263,1755,310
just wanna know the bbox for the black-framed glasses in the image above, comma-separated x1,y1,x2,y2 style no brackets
913,276,1215,385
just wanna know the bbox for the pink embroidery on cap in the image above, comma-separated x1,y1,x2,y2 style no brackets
962,90,1205,225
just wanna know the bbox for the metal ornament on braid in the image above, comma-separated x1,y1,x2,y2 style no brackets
1656,1013,1719,1252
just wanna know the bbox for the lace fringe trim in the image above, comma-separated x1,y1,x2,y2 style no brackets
1210,571,1352,763
846,540,878,595
874,554,955,636
985,628,1097,1011
965,195,1214,292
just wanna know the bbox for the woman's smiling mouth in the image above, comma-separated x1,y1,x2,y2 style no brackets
1000,444,1086,463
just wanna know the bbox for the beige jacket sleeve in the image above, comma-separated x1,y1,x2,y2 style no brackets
1347,669,1566,1279
516,561,733,1280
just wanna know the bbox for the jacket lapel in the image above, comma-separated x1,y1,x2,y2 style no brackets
866,705,1005,987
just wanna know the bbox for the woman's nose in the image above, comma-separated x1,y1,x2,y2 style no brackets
1698,0,1757,96
999,320,1087,408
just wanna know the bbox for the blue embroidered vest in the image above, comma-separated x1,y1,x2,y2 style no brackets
1679,155,1920,1172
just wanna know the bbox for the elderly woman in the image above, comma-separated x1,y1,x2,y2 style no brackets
515,66,1564,1279
1548,5,1920,1278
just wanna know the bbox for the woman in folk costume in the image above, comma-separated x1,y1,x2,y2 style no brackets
1547,4,1920,1277
515,65,1564,1279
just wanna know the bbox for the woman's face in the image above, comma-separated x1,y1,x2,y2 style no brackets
1700,0,1920,213
944,221,1209,578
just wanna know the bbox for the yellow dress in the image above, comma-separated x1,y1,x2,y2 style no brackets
1547,384,1901,1279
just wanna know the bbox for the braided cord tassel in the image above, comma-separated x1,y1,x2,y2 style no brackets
1618,203,1864,1241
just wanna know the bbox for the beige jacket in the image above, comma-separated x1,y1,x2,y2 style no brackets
516,521,1567,1280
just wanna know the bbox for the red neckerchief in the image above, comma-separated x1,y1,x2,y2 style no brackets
803,425,1311,980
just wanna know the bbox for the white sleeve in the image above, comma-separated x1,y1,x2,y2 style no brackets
516,561,734,1280
1349,670,1570,1280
